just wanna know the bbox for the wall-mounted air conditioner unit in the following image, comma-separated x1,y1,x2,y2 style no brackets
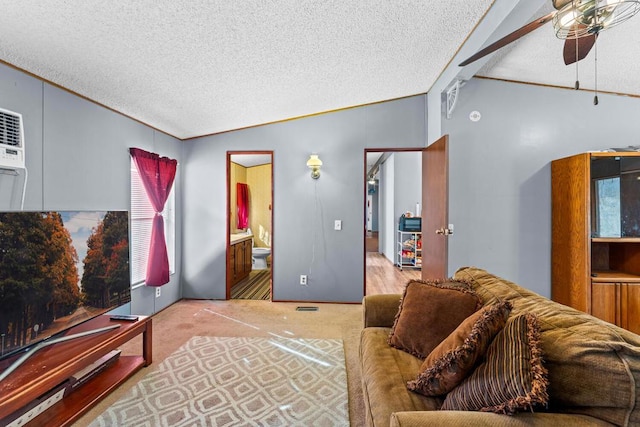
0,107,25,169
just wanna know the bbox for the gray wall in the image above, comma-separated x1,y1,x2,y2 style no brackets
393,152,421,266
370,189,379,232
0,62,183,316
0,64,43,209
380,155,395,262
182,95,427,302
377,152,422,264
10,56,633,306
393,151,421,224
443,77,640,297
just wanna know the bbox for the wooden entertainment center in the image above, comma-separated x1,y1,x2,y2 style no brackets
0,314,152,426
552,152,640,334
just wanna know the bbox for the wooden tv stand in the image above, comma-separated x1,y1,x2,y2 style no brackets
0,314,152,426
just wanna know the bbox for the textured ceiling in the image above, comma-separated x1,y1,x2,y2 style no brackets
0,0,492,139
0,1,638,140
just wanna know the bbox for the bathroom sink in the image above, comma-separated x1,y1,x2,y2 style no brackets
230,233,253,243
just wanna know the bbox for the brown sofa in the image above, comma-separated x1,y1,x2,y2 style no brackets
360,266,640,427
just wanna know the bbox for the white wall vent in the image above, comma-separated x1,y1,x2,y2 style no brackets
0,107,25,169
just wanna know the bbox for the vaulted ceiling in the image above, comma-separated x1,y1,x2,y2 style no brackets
0,1,638,140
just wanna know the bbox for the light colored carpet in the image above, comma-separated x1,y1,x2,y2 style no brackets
89,336,349,427
72,299,365,426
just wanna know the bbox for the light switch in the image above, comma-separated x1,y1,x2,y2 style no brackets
334,220,342,230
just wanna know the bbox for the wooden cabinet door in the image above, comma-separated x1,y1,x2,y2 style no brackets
591,282,618,326
229,245,237,281
243,240,253,273
592,282,640,334
622,283,640,335
228,239,253,290
235,242,244,280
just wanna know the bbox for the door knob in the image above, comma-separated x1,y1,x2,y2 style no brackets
435,226,454,236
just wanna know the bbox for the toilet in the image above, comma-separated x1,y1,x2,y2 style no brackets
252,247,271,269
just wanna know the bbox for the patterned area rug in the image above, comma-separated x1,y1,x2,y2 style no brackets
90,336,349,427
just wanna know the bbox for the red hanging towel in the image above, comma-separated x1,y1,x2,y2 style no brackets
237,183,249,230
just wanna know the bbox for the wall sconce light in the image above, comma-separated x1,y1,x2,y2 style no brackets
307,154,322,179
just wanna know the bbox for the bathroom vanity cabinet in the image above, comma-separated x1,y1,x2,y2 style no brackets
229,237,252,287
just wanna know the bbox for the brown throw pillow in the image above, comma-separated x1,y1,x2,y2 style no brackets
441,313,549,414
388,279,482,359
407,300,512,396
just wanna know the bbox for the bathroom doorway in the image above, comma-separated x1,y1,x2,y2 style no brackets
226,151,273,300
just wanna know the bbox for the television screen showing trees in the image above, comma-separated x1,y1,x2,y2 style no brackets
0,211,131,359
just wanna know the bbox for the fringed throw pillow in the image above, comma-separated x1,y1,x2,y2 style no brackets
408,300,512,396
441,313,549,414
388,279,482,359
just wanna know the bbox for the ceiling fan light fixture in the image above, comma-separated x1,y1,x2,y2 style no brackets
553,0,640,39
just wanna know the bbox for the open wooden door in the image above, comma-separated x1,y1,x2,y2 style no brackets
422,135,449,280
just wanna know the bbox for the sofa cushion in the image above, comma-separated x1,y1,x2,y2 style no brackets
407,300,512,396
388,279,482,359
441,313,549,414
454,266,640,426
361,327,441,427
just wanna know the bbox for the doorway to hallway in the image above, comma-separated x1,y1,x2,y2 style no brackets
364,149,422,295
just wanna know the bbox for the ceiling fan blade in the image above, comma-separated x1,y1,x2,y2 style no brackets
563,33,597,65
459,11,556,67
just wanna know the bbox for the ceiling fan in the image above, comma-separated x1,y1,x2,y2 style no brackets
459,0,640,67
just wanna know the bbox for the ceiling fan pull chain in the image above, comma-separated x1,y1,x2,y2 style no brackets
574,36,580,90
592,4,599,106
593,35,598,105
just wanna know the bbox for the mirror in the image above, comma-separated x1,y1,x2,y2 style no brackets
591,156,640,238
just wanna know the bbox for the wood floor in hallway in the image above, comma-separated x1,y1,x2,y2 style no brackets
365,251,420,295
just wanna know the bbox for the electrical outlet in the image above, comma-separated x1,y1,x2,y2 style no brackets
334,220,342,230
300,275,307,285
155,287,161,298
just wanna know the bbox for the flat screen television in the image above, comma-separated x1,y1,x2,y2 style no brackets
0,210,131,375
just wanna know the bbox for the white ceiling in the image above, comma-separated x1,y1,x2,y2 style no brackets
230,154,272,168
0,1,638,140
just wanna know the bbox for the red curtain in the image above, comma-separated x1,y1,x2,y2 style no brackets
130,148,177,287
237,183,249,229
